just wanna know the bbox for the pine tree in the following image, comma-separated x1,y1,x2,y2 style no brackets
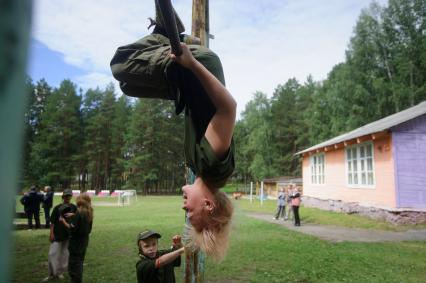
30,80,82,188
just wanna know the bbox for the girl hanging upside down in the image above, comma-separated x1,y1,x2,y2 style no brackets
110,8,236,261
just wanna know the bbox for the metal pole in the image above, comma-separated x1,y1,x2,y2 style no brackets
260,181,264,206
0,1,32,282
250,182,253,203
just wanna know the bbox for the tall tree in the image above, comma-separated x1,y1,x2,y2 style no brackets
30,80,82,188
239,92,277,180
382,0,426,109
22,78,52,184
110,94,132,190
270,79,300,176
126,99,185,193
81,85,116,191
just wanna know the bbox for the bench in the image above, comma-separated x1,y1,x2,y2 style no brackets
14,211,46,230
15,211,26,219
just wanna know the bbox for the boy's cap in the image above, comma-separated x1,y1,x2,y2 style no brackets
62,189,73,197
137,230,161,244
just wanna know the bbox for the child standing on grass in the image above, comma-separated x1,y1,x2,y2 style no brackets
273,187,286,220
136,230,184,283
60,193,93,283
43,189,77,282
285,185,295,221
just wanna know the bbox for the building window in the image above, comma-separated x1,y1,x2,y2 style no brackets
310,153,325,185
346,142,374,187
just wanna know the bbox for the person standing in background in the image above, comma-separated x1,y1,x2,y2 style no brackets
43,189,77,282
43,186,54,228
284,184,294,221
291,187,302,226
273,188,286,220
60,193,94,283
20,185,43,229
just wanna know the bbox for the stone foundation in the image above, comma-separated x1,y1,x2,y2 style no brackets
302,196,426,225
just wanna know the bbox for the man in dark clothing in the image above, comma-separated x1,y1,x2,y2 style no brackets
42,186,54,228
43,189,77,282
136,230,184,283
20,186,43,229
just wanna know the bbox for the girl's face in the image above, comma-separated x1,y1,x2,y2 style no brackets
182,178,215,231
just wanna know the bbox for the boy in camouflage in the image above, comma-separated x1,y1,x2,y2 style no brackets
136,230,184,283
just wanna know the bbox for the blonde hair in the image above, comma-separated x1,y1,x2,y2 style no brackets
76,193,94,222
187,191,233,261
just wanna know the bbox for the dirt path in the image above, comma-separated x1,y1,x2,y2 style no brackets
246,212,426,242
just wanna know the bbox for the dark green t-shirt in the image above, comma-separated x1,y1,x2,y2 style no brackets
184,107,235,188
136,249,181,283
69,210,93,256
50,203,77,242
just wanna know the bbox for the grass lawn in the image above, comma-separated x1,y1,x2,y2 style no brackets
12,196,426,282
239,197,426,231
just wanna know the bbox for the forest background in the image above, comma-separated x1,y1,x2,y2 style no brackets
22,0,426,193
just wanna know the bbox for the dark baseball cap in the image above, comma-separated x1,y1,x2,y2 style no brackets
62,189,73,197
137,230,161,245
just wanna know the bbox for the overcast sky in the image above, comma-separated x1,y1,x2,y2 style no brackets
28,0,388,116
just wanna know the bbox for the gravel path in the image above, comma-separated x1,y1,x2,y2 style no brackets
246,212,426,242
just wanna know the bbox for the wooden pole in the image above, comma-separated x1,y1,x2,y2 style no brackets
191,0,209,47
183,1,210,282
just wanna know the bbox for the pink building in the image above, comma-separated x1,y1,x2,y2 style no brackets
297,101,426,224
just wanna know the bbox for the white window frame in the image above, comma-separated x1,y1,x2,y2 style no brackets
345,141,375,188
310,153,325,185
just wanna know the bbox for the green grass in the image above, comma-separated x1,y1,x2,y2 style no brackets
12,196,426,282
238,198,426,231
221,183,241,193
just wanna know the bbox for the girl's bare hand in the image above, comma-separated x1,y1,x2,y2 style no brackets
170,43,197,69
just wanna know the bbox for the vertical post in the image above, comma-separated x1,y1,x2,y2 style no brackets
250,182,253,203
260,181,264,206
192,0,209,47
183,169,205,283
0,1,32,282
183,1,210,282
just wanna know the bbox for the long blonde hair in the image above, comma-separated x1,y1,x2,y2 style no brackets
187,191,233,261
76,193,94,222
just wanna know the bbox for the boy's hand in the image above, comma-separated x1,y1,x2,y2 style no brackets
170,43,197,69
172,235,182,248
64,212,75,218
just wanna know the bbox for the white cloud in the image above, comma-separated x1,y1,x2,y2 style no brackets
75,72,120,93
31,0,388,116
